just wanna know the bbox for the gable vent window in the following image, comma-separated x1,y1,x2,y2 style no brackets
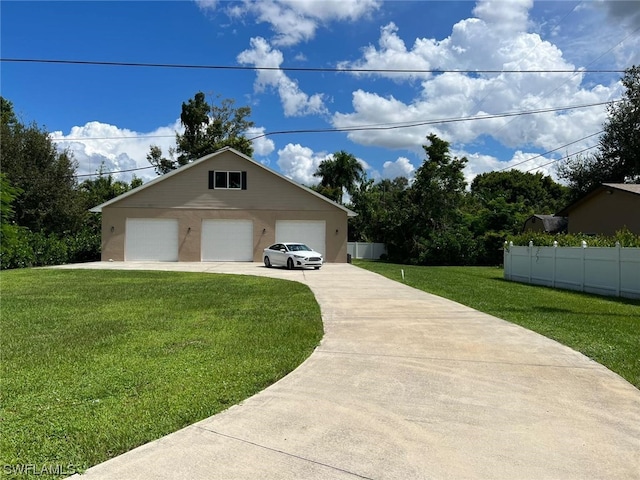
209,171,247,190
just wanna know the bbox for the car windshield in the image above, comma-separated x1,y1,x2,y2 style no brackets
287,244,312,252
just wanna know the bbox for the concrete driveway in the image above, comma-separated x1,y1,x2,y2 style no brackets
62,262,640,479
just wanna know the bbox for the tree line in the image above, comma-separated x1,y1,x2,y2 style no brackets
1,66,637,269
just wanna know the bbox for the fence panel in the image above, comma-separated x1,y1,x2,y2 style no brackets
504,243,640,299
347,242,387,260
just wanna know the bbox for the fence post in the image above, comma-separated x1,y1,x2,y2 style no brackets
552,241,558,288
509,241,513,280
504,241,509,279
528,241,534,284
616,241,621,297
581,240,587,292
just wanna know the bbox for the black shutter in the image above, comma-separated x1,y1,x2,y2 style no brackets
208,171,215,189
241,171,247,190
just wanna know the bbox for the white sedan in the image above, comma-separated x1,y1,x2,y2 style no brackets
263,242,323,270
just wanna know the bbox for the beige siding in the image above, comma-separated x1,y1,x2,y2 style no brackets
568,190,640,235
101,207,348,263
114,150,335,212
99,149,352,263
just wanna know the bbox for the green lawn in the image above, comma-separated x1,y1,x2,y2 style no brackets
0,269,323,478
354,260,640,390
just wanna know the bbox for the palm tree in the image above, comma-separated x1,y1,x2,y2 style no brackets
314,151,365,204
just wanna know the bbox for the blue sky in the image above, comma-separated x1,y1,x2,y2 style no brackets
2,0,639,186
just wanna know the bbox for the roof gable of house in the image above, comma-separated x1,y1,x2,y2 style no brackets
556,183,640,216
90,147,356,217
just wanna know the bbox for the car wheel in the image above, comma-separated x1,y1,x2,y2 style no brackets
287,257,294,270
264,256,271,268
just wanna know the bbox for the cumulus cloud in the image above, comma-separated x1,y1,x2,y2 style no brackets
382,156,415,179
52,120,275,184
224,0,381,47
333,2,620,161
246,126,275,156
276,143,330,185
472,0,533,34
238,37,327,117
51,121,180,183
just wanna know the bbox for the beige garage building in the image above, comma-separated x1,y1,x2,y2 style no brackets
91,147,356,263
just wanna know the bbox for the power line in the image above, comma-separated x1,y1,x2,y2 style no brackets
71,103,611,179
0,57,628,74
496,131,603,172
524,145,599,174
58,100,617,143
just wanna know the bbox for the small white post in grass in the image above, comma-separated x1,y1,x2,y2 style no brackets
401,269,405,281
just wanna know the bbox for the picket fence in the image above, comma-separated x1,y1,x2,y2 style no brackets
347,242,387,260
503,241,640,299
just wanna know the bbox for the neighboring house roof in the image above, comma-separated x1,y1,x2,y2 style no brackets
90,147,357,217
556,183,640,216
525,214,568,233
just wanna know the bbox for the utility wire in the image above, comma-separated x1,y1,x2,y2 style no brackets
0,57,628,74
524,145,599,174
58,99,617,143
496,130,603,172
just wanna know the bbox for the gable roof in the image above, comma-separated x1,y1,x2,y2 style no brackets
556,183,640,216
526,214,568,233
90,147,357,217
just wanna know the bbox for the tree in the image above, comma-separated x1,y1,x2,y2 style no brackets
313,151,365,204
1,96,83,235
348,176,410,243
470,170,569,215
78,165,139,211
559,65,640,198
148,92,254,174
387,134,475,265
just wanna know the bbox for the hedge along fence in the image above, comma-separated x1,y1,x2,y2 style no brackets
504,240,640,299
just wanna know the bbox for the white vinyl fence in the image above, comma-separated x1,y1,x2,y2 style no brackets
503,242,640,299
347,242,387,260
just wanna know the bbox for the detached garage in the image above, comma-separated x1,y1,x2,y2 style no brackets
91,147,356,263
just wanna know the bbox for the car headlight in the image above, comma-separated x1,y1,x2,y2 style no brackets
293,254,306,259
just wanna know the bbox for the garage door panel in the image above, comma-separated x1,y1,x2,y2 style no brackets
202,220,253,261
276,221,325,256
125,218,178,261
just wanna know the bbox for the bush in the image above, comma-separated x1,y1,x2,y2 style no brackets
507,227,640,248
0,224,101,270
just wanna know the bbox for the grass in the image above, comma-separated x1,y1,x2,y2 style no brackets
0,269,323,479
354,260,640,390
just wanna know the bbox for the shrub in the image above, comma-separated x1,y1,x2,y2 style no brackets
507,227,640,248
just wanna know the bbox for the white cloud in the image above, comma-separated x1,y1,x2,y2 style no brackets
51,121,180,183
226,0,381,47
276,143,329,185
237,37,327,117
52,120,276,184
246,126,275,156
333,6,620,161
472,0,533,34
382,156,415,180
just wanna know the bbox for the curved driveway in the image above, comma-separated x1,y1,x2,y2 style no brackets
66,262,640,479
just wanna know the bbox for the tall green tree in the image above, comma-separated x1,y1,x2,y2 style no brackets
148,92,254,174
559,65,640,198
348,176,410,243
1,96,83,234
391,134,475,265
313,150,365,204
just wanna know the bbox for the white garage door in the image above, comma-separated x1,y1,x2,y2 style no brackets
125,218,179,261
202,219,254,261
276,220,326,256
